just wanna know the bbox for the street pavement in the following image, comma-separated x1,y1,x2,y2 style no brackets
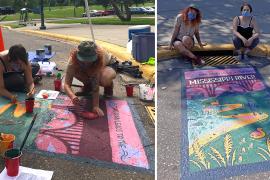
158,56,270,180
0,29,154,180
158,0,270,45
14,23,155,47
157,0,270,179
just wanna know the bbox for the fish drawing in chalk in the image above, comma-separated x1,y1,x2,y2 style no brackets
250,128,266,139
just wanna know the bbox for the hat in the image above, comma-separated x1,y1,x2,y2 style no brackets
77,41,97,62
189,4,198,9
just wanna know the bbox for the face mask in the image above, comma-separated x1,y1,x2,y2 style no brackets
242,11,251,17
188,12,196,21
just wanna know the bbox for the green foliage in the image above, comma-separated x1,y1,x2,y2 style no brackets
50,17,154,25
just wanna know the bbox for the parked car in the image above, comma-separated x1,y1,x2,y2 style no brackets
103,9,115,15
82,10,100,17
142,7,154,14
4,7,15,14
129,7,145,14
0,6,15,15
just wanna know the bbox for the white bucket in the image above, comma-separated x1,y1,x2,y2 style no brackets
138,84,155,101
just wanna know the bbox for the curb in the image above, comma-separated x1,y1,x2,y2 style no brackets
158,43,270,60
15,29,155,83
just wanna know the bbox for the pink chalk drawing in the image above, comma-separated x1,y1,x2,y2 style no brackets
106,100,149,169
185,68,266,99
35,95,149,169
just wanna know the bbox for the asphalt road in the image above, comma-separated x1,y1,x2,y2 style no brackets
0,29,155,180
158,0,270,45
157,56,270,180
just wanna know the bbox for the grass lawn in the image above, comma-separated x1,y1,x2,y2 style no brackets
0,3,155,21
50,17,154,25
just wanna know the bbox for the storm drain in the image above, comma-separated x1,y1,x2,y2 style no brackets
193,50,240,66
201,55,239,66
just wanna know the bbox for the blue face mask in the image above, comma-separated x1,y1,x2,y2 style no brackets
188,12,196,21
242,11,251,17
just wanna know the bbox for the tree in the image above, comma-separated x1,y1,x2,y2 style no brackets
95,0,110,10
110,0,132,21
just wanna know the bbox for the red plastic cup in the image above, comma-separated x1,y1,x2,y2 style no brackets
54,79,61,91
25,97,35,113
125,85,134,97
4,149,22,177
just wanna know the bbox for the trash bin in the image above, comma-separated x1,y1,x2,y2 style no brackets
128,25,151,41
132,32,155,63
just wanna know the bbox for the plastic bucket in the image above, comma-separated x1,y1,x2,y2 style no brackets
138,84,155,101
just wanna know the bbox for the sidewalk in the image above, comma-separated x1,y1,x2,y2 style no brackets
17,23,155,47
158,0,270,46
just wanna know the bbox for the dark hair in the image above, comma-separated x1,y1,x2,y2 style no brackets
181,6,202,26
8,44,28,65
241,3,252,13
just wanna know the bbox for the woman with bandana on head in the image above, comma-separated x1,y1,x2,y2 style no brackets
233,3,260,60
64,41,117,117
170,5,207,65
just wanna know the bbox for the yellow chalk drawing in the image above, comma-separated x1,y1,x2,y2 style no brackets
192,140,209,169
0,102,26,118
0,104,12,114
14,103,26,118
190,134,237,169
231,150,236,166
224,134,232,164
257,138,270,160
219,104,243,112
189,112,268,155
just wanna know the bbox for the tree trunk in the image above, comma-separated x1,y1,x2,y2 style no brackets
110,0,131,21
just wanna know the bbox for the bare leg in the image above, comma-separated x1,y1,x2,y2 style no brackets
99,66,116,87
100,66,116,97
173,41,196,59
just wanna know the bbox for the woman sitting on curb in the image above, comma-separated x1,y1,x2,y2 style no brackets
0,44,39,103
169,5,207,65
64,41,116,117
232,2,260,60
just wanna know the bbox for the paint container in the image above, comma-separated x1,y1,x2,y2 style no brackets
44,44,52,55
4,149,22,177
54,73,62,91
36,49,45,59
25,97,35,113
139,84,155,101
125,85,134,97
0,134,15,156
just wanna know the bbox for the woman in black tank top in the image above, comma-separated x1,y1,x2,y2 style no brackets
232,3,260,59
0,45,39,103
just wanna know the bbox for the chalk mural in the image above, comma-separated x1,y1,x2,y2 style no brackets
0,94,149,169
184,67,270,174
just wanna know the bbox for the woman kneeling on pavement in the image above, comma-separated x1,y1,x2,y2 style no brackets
64,41,116,117
170,5,207,65
0,44,39,103
232,2,260,60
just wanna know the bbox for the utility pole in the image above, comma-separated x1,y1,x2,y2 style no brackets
40,0,46,30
